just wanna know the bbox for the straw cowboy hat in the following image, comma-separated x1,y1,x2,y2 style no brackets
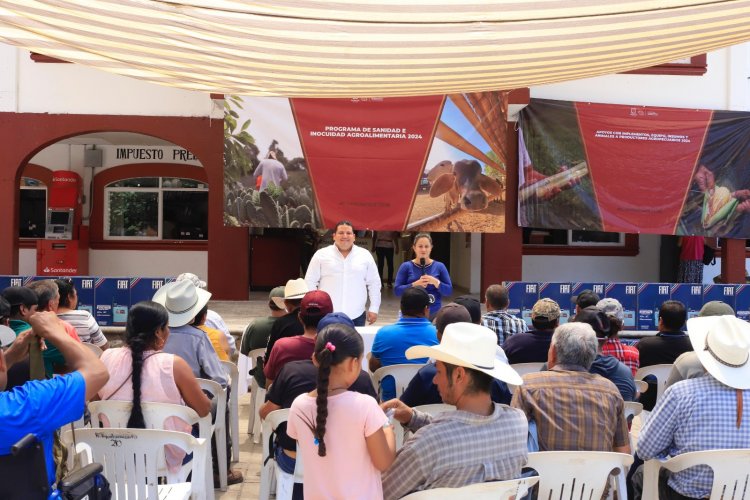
271,278,309,310
406,322,523,386
152,279,211,327
687,315,750,390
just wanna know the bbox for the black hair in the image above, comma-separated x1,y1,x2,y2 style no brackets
334,220,354,233
444,362,493,395
485,284,509,310
659,300,687,331
308,324,363,457
269,299,283,312
299,310,325,329
531,317,558,331
573,306,611,339
55,279,76,309
400,287,430,317
285,298,303,310
124,301,169,429
608,316,623,338
191,305,209,326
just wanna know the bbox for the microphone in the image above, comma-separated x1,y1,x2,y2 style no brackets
419,257,426,275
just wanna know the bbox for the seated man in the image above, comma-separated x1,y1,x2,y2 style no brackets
260,312,376,500
241,286,286,388
637,315,750,500
481,284,528,345
264,290,333,386
0,311,109,487
512,322,630,453
504,298,560,364
400,303,512,407
573,307,636,401
370,287,437,400
264,279,308,362
382,323,528,500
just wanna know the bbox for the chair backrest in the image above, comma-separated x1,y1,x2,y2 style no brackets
413,404,456,416
527,451,634,500
61,427,206,499
623,401,643,420
82,342,103,358
261,409,290,465
197,378,227,426
510,362,545,377
0,434,49,500
371,364,425,399
399,476,539,500
635,364,673,401
88,400,211,440
248,348,266,371
645,449,750,500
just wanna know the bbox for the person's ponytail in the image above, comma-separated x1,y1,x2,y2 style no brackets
314,345,334,456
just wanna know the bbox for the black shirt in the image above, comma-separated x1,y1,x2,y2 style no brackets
264,308,304,362
266,359,378,451
503,329,554,364
636,331,693,409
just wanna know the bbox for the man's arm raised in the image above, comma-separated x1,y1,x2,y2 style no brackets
29,311,109,400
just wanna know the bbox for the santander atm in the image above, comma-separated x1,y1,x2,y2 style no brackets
36,171,89,275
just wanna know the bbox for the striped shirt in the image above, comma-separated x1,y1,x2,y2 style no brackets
57,310,107,347
601,338,640,375
382,404,528,500
481,310,528,345
638,375,750,499
511,365,629,452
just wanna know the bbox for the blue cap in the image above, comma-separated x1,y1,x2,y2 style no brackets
317,312,355,332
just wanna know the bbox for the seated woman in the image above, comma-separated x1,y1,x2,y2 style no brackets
96,301,211,473
55,279,109,349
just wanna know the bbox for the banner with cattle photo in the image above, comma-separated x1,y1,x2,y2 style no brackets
223,93,507,232
518,98,750,238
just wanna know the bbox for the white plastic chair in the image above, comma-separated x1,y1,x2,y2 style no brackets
198,378,229,491
644,449,750,500
400,476,539,499
62,427,207,500
634,380,649,394
260,409,304,500
82,342,104,358
236,327,253,396
220,360,240,463
526,451,633,500
371,363,425,400
624,401,643,421
413,403,456,416
635,364,673,402
246,347,267,443
88,400,214,499
508,362,545,392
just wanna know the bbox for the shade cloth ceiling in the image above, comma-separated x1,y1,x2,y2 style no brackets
0,1,749,97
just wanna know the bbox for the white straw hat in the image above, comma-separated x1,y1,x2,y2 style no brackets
152,280,211,327
687,315,750,390
271,278,309,309
406,322,522,386
0,325,15,348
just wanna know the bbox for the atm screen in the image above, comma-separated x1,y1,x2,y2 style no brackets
49,211,70,225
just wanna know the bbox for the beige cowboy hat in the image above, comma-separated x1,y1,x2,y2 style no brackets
687,315,750,390
152,279,211,327
0,325,15,348
271,278,309,310
406,322,523,386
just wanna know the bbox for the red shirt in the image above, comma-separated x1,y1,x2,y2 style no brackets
263,335,315,382
601,338,639,375
680,236,704,261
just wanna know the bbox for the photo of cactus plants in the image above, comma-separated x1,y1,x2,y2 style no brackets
223,95,320,229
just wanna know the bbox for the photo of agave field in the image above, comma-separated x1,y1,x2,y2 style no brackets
223,95,320,230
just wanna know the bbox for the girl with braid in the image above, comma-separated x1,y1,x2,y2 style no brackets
97,301,211,472
287,324,396,499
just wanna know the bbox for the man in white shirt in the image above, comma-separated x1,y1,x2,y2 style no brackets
304,220,381,326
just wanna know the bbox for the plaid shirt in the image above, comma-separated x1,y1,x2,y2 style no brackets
511,365,629,452
601,338,640,375
481,310,528,345
382,404,528,500
638,374,750,499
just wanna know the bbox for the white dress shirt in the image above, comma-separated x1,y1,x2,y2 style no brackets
305,244,382,318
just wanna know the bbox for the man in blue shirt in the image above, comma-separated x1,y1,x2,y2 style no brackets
370,287,438,400
0,311,109,486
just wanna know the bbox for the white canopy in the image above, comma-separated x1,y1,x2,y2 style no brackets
0,0,749,97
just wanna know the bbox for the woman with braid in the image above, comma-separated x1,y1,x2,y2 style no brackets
97,301,211,472
287,324,396,499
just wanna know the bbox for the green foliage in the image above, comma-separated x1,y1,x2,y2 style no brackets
224,95,258,184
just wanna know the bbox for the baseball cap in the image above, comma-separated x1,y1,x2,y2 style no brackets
268,286,285,309
0,296,10,319
699,301,734,317
531,298,561,321
2,286,38,308
573,306,611,339
453,295,481,324
317,312,356,332
573,290,600,309
597,298,624,322
434,303,472,335
300,290,333,317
